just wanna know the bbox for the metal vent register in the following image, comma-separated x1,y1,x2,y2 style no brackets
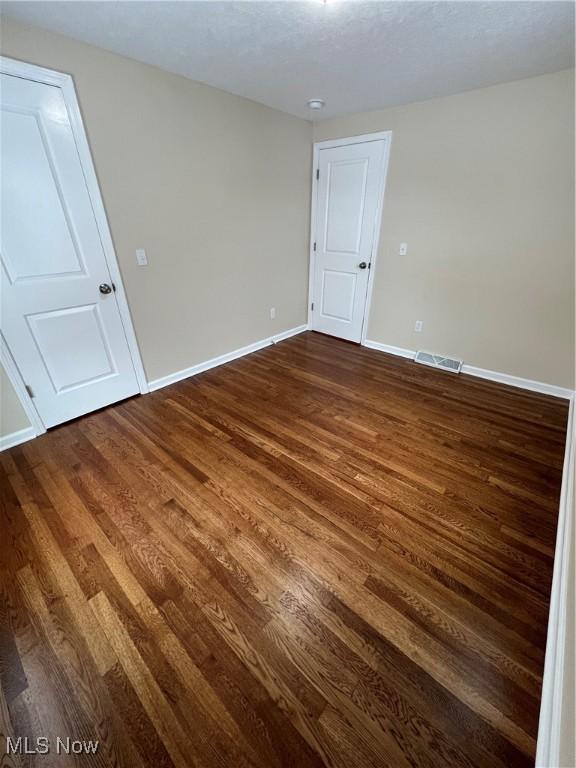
414,350,463,374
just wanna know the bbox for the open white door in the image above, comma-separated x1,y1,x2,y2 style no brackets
310,135,389,343
1,71,141,428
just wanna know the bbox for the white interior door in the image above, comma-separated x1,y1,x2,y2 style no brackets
311,139,386,342
1,73,139,428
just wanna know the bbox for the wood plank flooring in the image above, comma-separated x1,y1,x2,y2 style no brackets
0,331,568,767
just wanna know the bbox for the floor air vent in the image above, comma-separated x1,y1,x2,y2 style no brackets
414,350,463,374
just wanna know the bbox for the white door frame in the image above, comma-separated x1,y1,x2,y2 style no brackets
0,56,148,436
307,131,392,344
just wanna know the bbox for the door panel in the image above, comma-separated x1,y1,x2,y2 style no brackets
311,139,386,343
2,106,85,282
1,73,139,428
26,305,116,393
324,158,368,254
321,270,357,321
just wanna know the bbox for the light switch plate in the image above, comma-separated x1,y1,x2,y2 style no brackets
136,248,147,266
399,242,408,256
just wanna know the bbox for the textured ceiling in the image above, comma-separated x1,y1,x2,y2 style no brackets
3,1,574,121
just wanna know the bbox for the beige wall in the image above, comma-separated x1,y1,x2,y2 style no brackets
0,17,312,401
0,367,30,437
314,70,575,389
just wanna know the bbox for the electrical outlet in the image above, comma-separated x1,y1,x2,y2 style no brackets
270,307,276,319
414,320,423,332
399,242,408,256
135,248,148,266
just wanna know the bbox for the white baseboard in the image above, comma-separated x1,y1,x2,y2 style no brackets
363,340,574,400
363,339,416,360
536,394,574,767
148,324,309,392
270,324,309,344
461,364,574,400
0,426,36,452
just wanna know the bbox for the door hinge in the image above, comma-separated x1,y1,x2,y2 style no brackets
313,242,317,251
25,384,34,398
311,302,315,311
316,168,319,180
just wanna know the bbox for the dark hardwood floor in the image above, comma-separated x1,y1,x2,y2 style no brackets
0,331,568,767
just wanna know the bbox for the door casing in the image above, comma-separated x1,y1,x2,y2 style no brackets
0,55,148,436
307,131,392,345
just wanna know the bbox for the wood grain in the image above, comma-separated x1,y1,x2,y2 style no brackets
0,332,568,767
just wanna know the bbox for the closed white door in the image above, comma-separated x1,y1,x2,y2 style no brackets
311,139,386,342
1,73,139,428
